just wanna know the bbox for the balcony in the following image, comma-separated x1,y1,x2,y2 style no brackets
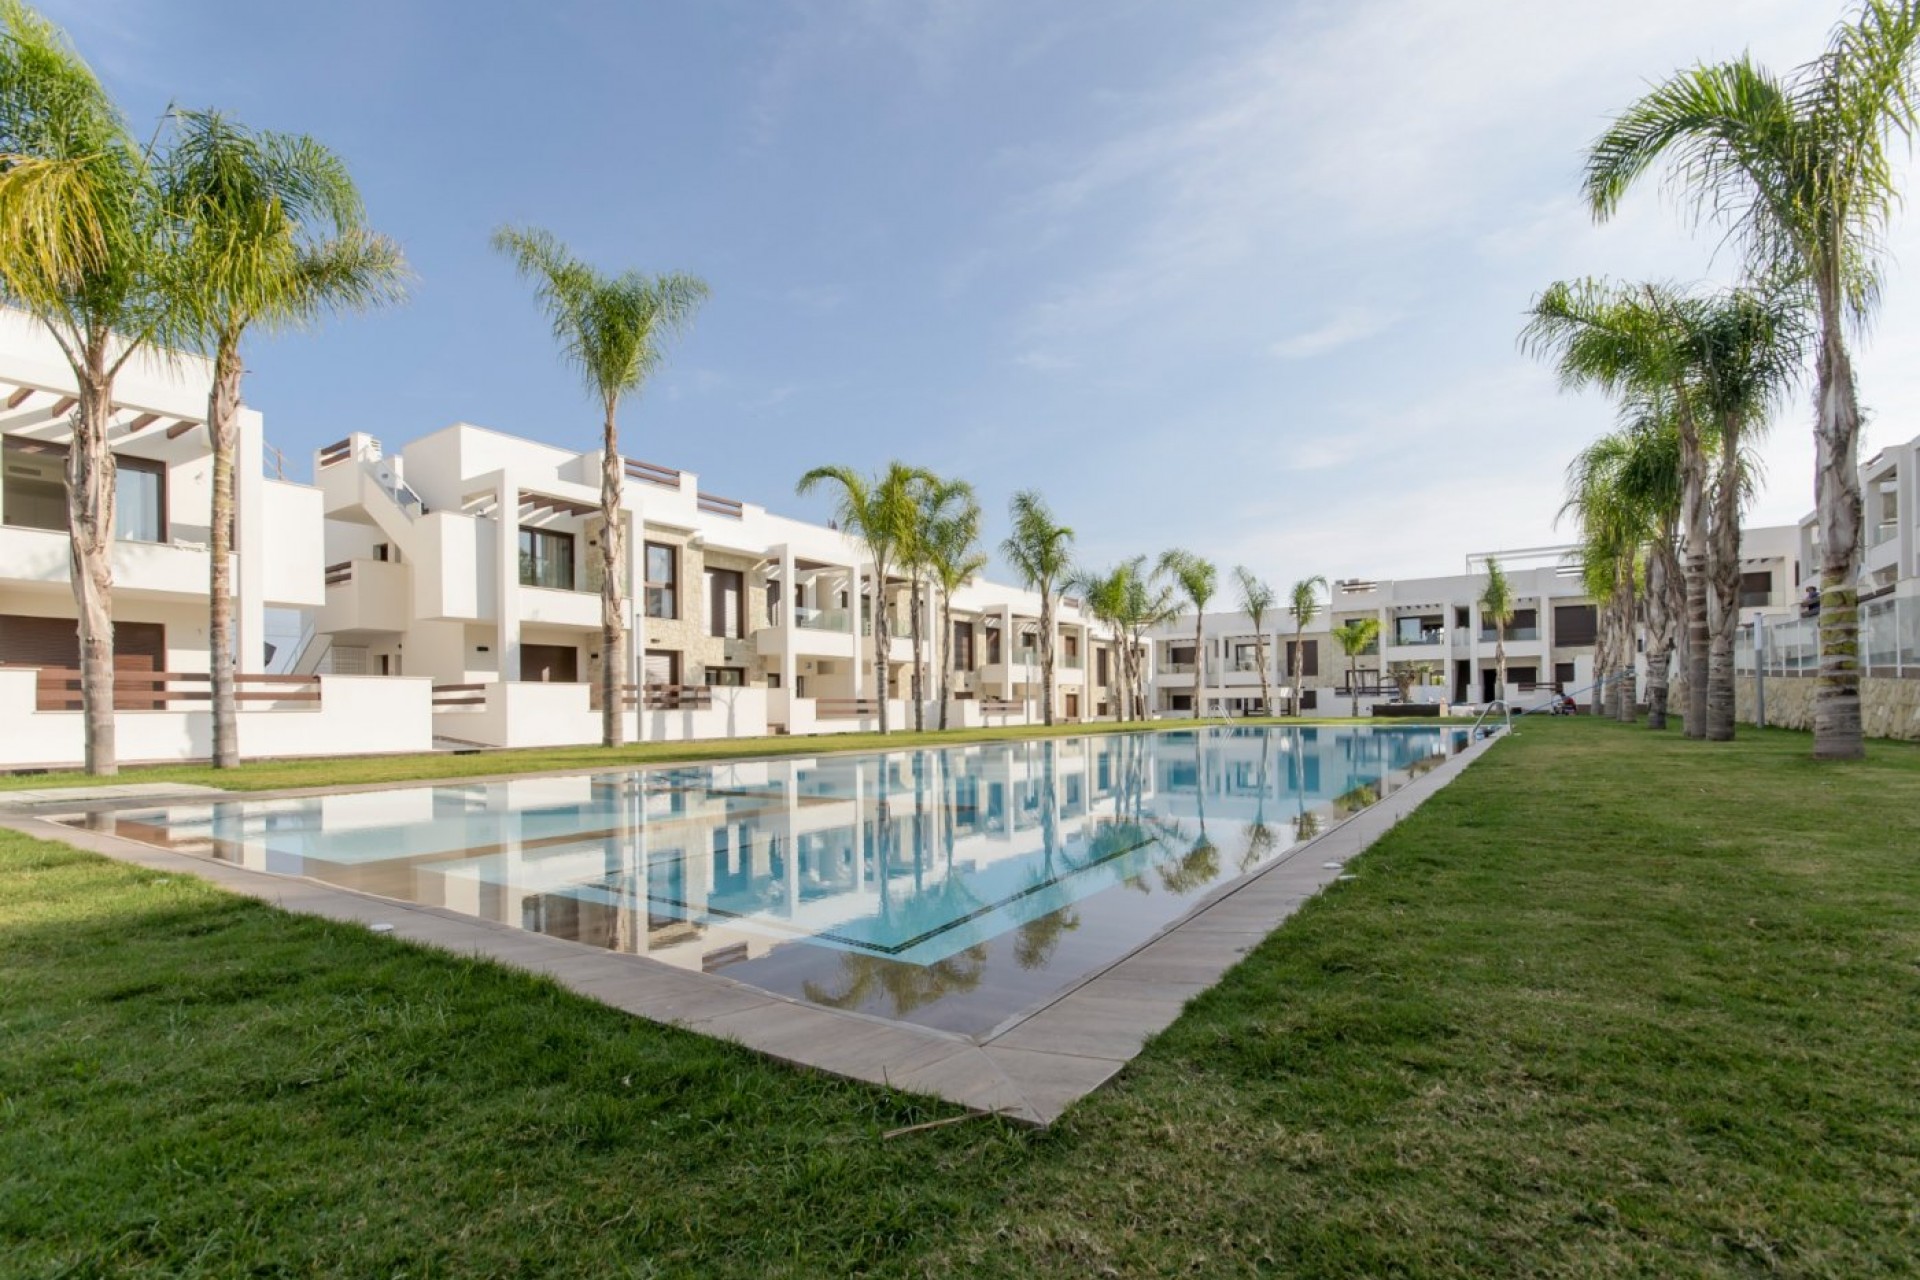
319,557,409,634
1870,519,1899,547
0,523,222,600
1480,626,1541,643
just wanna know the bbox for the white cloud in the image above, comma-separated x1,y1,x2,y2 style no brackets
1271,308,1398,360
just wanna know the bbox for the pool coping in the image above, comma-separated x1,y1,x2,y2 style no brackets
2,727,1504,1126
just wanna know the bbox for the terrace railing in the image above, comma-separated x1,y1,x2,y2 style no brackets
817,697,880,719
1738,595,1920,679
28,669,321,712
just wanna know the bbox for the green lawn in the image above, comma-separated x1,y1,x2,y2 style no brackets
3,718,1916,1277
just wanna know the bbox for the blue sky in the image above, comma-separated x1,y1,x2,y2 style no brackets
45,0,1920,582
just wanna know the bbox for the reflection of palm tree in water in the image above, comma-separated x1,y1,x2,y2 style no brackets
1241,726,1277,872
803,946,987,1015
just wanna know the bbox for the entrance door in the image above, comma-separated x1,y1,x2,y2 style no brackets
1064,692,1079,719
519,643,578,683
643,649,681,687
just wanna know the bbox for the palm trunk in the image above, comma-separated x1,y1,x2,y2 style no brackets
1495,629,1506,704
938,590,953,731
1677,414,1710,739
599,402,625,748
910,576,925,732
1040,589,1056,726
207,339,243,768
1706,420,1742,741
1644,538,1679,730
1191,610,1205,721
67,334,118,776
1613,573,1635,724
1291,623,1305,716
1812,276,1865,760
873,568,891,734
1256,629,1273,719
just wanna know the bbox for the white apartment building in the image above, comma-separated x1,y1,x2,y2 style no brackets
306,423,1125,748
1149,525,1804,717
0,309,431,769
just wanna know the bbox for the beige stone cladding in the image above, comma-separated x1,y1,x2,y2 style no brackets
633,529,770,686
1735,673,1920,741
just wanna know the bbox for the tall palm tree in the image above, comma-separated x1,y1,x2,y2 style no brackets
1288,574,1328,716
1331,618,1380,718
162,110,408,768
1522,279,1713,737
1479,557,1515,705
493,226,706,747
919,477,983,731
1002,490,1074,726
1232,566,1276,718
1688,287,1805,740
0,1,171,775
1159,548,1216,721
1584,0,1920,758
1068,562,1131,719
797,462,928,734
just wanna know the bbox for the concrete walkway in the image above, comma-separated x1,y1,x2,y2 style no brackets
4,731,1503,1125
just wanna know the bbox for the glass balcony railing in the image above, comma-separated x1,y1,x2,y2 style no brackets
793,607,853,633
1871,519,1899,547
1062,654,1084,669
1392,632,1445,647
1480,626,1540,642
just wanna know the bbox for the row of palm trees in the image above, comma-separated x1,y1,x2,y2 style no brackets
787,463,1341,732
1532,0,1919,760
0,2,410,774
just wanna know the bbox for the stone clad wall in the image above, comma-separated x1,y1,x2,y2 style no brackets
1735,674,1920,741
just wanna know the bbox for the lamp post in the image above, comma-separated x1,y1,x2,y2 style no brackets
1752,611,1767,730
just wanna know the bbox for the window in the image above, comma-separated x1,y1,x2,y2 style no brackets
952,620,975,670
643,648,680,686
1554,661,1576,691
116,457,166,543
644,542,677,619
1096,647,1110,685
517,527,575,590
2,439,166,542
1739,571,1773,609
1553,604,1598,647
1064,633,1079,660
706,666,745,687
1285,640,1319,676
705,567,744,638
985,622,1002,664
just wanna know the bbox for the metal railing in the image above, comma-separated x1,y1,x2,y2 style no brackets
26,669,322,712
1739,594,1920,678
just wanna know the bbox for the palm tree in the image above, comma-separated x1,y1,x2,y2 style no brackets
1001,491,1074,726
1688,287,1804,740
162,110,408,768
1232,566,1276,718
1522,279,1713,737
1480,557,1515,705
1331,617,1380,718
1288,575,1328,716
797,462,928,734
1584,0,1920,758
1068,562,1131,719
1562,409,1684,728
1159,549,1216,720
0,1,172,775
493,226,706,748
920,478,984,731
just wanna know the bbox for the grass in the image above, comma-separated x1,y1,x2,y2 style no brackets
0,715,1448,793
3,717,1916,1277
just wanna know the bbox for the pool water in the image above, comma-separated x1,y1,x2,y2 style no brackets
73,725,1468,1034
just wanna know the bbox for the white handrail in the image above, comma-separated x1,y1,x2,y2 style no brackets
1470,698,1512,739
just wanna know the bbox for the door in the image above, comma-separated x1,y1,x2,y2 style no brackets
519,643,578,683
1064,692,1079,719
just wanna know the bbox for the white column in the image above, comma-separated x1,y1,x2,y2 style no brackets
628,499,644,743
235,408,266,674
779,544,798,709
850,562,865,703
495,474,520,684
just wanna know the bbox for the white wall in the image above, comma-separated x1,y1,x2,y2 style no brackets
0,671,432,769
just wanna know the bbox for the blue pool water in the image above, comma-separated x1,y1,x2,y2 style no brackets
76,725,1468,1032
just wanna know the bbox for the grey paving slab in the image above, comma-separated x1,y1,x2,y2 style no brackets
982,1045,1129,1125
989,990,1186,1061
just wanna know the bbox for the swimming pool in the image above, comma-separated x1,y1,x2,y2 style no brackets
71,725,1469,1034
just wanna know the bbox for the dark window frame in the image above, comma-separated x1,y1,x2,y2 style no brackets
517,526,576,591
644,541,678,620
